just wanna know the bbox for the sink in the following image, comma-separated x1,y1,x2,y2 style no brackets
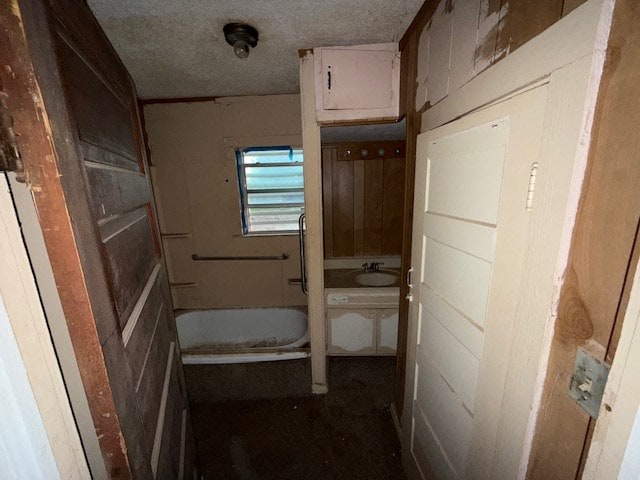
354,271,398,287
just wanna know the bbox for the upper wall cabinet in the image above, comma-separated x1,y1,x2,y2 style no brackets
314,44,400,124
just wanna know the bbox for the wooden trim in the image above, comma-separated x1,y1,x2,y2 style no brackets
151,341,176,475
140,92,298,105
122,262,161,345
299,50,328,393
582,240,640,478
322,148,334,257
140,96,221,105
135,304,165,392
178,408,188,480
526,0,640,476
322,141,406,161
396,21,421,420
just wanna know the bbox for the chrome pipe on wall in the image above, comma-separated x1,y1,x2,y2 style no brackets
298,213,308,295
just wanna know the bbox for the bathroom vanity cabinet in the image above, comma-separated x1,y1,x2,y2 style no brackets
313,43,400,123
327,308,398,355
324,286,399,356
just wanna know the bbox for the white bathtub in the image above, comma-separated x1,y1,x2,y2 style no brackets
176,308,309,364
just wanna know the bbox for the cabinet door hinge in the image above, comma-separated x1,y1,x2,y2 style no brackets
0,86,25,182
525,162,538,212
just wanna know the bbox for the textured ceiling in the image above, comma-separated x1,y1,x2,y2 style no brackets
87,0,424,99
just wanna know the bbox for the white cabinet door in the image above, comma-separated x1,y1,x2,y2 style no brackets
327,309,376,355
377,309,398,354
314,44,400,123
321,49,394,110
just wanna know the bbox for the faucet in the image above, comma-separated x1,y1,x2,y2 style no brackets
362,262,384,272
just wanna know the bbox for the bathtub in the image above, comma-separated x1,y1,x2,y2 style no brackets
176,308,309,364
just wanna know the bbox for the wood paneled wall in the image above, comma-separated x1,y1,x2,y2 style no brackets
11,0,196,477
322,142,405,258
527,1,640,477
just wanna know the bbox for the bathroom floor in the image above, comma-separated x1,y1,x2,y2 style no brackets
185,356,406,480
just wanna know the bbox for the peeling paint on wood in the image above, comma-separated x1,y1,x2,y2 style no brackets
496,0,564,58
425,0,453,105
475,0,508,73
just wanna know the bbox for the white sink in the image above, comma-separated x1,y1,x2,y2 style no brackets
355,271,398,287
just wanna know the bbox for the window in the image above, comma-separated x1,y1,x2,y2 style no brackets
236,146,304,234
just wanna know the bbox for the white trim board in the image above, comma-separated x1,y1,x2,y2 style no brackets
0,174,90,479
7,173,108,479
583,265,640,479
299,50,328,394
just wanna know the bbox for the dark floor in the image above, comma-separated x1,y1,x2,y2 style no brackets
185,357,406,480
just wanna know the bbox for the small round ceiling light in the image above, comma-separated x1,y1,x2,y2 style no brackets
223,23,259,59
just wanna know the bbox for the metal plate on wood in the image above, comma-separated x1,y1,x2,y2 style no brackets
568,347,610,419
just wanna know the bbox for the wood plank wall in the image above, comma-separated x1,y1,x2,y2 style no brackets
395,0,588,444
322,142,405,258
13,0,197,478
527,1,640,477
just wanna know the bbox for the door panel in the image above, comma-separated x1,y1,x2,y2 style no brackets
16,0,196,478
407,85,548,479
378,309,399,353
322,49,394,110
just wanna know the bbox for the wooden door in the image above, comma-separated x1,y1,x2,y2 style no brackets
405,85,548,479
6,1,196,478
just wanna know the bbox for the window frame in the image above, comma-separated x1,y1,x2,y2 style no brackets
236,145,305,236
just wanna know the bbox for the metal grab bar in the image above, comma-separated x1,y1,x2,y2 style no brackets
191,253,289,261
298,213,308,295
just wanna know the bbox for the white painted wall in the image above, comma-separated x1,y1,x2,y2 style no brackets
0,285,60,480
619,406,640,479
8,174,107,480
144,94,307,310
0,174,91,479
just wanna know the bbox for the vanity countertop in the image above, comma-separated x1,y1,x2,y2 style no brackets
324,268,401,289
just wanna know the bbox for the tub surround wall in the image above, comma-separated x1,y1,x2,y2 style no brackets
143,95,307,309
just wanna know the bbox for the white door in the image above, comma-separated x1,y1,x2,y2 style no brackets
405,84,548,480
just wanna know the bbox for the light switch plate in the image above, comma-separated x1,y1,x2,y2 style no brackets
568,347,610,419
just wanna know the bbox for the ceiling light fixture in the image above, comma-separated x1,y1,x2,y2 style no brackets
223,23,259,60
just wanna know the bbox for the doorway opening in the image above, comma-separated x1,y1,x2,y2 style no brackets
320,119,408,429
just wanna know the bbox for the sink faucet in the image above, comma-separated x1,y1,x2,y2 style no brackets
362,262,384,272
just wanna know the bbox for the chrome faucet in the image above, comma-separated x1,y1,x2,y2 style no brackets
362,262,384,272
